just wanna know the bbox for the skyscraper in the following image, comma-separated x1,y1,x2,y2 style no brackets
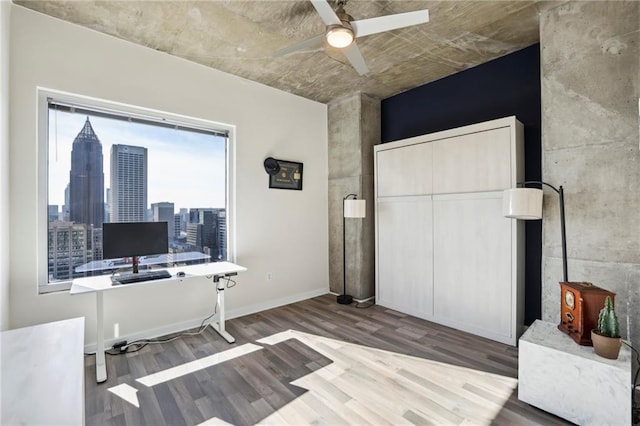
48,221,98,280
216,210,227,260
188,208,217,252
48,205,59,222
199,210,216,251
151,202,175,240
173,214,181,240
69,117,104,228
186,223,203,248
110,144,147,223
179,208,188,232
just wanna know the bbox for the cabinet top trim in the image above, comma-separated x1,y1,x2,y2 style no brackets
375,116,522,153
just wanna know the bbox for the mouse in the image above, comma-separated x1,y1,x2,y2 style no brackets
176,271,185,277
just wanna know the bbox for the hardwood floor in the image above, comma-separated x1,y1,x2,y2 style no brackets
85,294,570,425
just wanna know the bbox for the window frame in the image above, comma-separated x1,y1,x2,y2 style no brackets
37,88,236,293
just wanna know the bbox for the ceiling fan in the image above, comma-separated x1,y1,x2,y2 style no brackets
274,0,430,75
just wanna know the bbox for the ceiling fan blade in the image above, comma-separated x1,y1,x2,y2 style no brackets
310,0,341,26
342,42,369,75
273,34,325,57
352,9,429,38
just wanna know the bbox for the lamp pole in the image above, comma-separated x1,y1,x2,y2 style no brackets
338,194,358,304
521,181,568,282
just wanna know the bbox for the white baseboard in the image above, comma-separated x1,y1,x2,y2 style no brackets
84,286,329,353
226,287,328,320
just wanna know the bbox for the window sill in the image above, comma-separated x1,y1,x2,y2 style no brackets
39,281,72,294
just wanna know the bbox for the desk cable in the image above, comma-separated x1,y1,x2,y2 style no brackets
105,276,236,356
623,341,640,424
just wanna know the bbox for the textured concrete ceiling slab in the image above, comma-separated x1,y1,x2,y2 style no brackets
14,0,548,103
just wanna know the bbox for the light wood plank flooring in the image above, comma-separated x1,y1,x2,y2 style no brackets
85,294,570,425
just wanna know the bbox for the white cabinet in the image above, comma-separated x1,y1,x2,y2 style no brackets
376,142,433,197
433,193,512,341
374,117,524,345
377,196,433,319
432,127,512,193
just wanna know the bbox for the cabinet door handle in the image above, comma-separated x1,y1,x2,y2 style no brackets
565,312,574,321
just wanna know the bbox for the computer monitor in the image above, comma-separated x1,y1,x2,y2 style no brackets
103,222,168,273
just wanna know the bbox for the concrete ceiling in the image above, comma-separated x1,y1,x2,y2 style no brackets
14,0,548,104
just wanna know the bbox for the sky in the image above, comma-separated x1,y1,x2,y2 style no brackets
48,109,227,212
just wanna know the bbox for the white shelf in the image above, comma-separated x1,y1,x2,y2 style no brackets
519,320,631,425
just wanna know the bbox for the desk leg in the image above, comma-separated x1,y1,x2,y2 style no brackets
96,292,107,383
210,287,235,343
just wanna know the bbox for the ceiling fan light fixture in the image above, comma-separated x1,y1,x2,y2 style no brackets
326,24,354,48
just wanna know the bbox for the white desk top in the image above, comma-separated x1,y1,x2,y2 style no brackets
71,261,247,294
1,317,85,426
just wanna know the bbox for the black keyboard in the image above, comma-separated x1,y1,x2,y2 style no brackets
112,270,172,285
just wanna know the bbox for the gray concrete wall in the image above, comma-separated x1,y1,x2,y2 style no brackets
540,1,640,345
328,92,379,300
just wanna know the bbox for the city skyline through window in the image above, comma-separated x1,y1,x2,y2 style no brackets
45,98,229,289
48,109,226,211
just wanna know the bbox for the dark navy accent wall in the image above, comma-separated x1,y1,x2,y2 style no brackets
381,44,542,325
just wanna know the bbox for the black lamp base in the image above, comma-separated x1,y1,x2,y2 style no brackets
337,294,353,305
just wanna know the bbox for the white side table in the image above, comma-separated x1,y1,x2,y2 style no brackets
519,320,631,425
1,317,85,425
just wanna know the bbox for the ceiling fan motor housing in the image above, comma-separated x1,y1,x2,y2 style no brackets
334,2,353,23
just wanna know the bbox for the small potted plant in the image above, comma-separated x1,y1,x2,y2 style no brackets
591,296,622,359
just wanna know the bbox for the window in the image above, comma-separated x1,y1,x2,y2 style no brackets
39,89,234,293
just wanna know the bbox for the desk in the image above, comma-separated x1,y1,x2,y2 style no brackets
1,317,85,425
518,320,631,425
71,261,246,383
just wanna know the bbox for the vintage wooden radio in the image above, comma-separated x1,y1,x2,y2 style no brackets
558,282,615,346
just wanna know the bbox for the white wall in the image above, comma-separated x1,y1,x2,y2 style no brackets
0,0,11,331
9,5,328,346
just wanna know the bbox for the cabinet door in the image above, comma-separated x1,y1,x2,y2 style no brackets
376,196,433,319
432,193,513,343
432,127,511,194
376,143,432,197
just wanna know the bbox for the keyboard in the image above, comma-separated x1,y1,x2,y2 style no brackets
112,270,172,285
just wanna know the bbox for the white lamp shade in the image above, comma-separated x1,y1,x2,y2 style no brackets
503,188,543,219
344,199,366,218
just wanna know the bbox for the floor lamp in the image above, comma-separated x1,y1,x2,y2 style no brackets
338,194,366,305
502,181,568,282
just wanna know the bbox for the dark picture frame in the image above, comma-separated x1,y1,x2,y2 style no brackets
268,159,303,190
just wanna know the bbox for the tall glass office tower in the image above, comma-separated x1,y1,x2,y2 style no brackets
69,117,104,228
110,144,148,223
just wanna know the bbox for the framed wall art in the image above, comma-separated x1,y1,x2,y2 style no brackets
268,159,303,190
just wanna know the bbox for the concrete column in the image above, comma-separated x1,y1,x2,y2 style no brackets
328,92,379,300
540,1,640,345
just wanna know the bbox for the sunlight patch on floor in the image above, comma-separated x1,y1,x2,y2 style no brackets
107,383,140,408
255,330,517,425
108,328,517,425
136,343,263,387
196,417,235,426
